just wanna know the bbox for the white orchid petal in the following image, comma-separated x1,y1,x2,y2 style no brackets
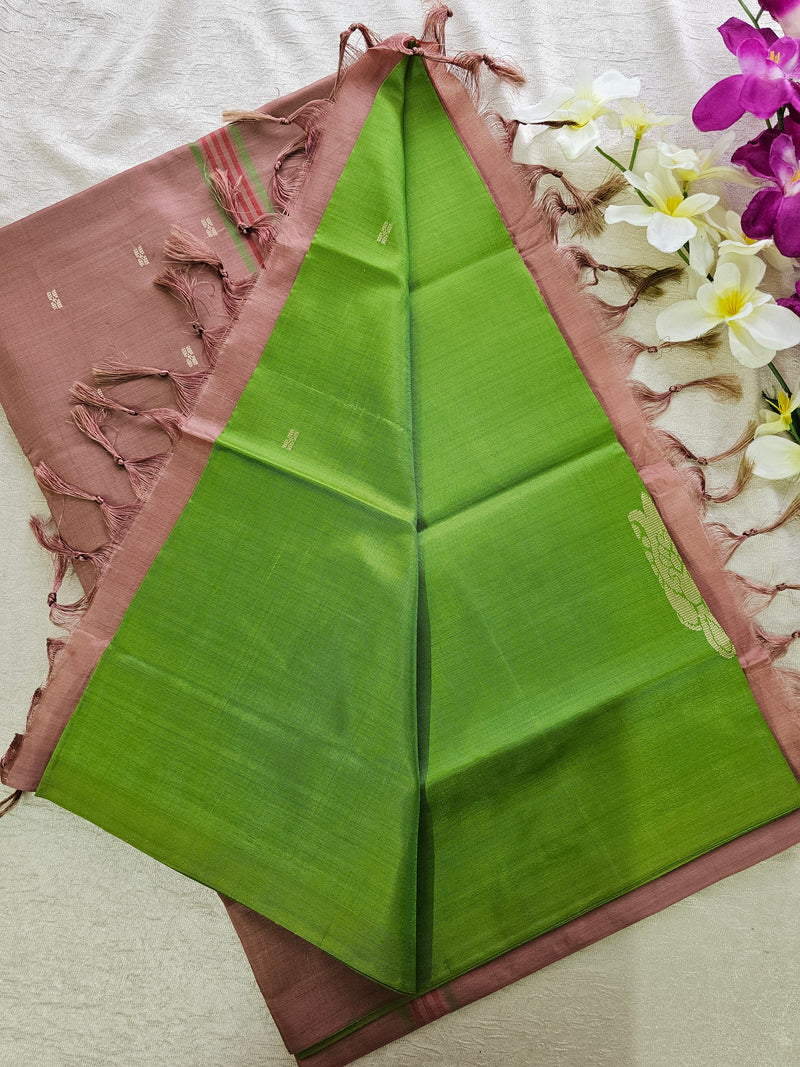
743,302,800,350
592,70,641,103
656,300,720,342
689,231,716,277
554,121,601,160
727,321,774,368
605,204,654,227
646,212,697,253
515,87,574,123
712,259,742,296
721,252,766,293
747,436,800,480
674,192,719,217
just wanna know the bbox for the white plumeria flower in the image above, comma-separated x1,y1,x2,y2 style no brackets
746,436,800,479
655,254,800,368
754,391,800,438
514,64,640,161
708,209,794,273
605,164,719,254
605,99,680,139
657,135,756,188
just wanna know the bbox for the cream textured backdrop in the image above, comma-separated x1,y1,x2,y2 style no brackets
2,2,800,1064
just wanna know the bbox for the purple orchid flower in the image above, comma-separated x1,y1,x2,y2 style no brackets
693,18,800,131
731,114,800,176
760,1,800,39
738,123,800,256
777,278,800,316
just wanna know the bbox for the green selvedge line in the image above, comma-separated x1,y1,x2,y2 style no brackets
228,123,276,213
189,141,257,273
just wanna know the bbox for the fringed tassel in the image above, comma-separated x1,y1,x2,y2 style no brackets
70,381,184,443
754,625,800,661
561,246,667,291
697,456,754,505
706,495,800,563
757,493,800,536
704,521,761,564
163,224,258,317
334,23,382,96
485,112,520,156
630,374,742,420
732,572,800,612
29,515,114,573
93,359,210,416
222,97,332,133
72,405,169,500
537,173,628,241
154,266,231,366
271,135,311,214
420,48,526,95
590,266,685,327
422,4,453,52
648,422,756,470
0,789,23,817
207,171,281,255
614,331,722,373
34,460,142,542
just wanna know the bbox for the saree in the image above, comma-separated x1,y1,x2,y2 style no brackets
4,7,800,1065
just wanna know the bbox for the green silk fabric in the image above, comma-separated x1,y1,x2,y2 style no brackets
38,58,800,994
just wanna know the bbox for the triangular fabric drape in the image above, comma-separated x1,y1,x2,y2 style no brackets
29,52,800,997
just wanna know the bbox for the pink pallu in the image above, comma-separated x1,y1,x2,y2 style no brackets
3,18,800,1067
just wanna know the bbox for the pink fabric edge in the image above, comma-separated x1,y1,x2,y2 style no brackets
0,45,404,792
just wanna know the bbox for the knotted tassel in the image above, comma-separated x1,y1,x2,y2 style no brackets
34,460,142,542
630,374,742,420
754,626,800,662
222,97,332,132
93,359,210,416
696,456,754,505
163,226,257,318
538,173,628,241
560,246,668,291
154,266,231,366
614,331,722,372
731,572,800,612
72,405,170,500
70,380,184,443
271,136,312,214
422,4,453,52
29,515,109,627
590,266,685,327
29,515,115,574
0,790,23,817
420,48,526,94
208,171,282,255
704,521,762,564
706,494,800,563
334,23,382,96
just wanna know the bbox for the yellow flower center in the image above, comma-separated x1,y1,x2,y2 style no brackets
792,168,800,185
665,195,683,214
719,291,746,318
770,50,781,63
778,393,792,416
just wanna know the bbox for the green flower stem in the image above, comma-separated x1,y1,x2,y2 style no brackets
736,0,760,27
629,136,642,171
595,146,626,172
768,362,791,395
